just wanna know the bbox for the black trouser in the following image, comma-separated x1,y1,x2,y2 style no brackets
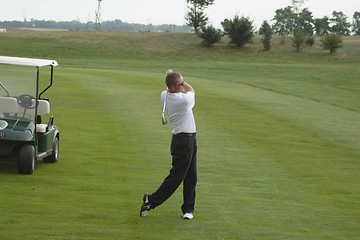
149,133,197,214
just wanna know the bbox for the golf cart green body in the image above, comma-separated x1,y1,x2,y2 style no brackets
0,56,60,174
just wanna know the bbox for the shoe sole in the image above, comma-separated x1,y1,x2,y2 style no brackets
140,194,150,217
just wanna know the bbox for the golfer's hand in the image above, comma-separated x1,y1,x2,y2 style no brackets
182,82,195,94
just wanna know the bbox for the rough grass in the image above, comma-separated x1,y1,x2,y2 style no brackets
0,28,359,239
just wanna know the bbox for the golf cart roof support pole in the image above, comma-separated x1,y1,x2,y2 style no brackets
0,82,10,96
35,66,40,117
39,65,54,99
34,66,40,149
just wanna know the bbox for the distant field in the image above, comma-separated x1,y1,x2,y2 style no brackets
0,28,359,239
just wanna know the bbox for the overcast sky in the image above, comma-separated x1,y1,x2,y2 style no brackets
1,0,358,28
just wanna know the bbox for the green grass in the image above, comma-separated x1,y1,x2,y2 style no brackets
0,28,359,239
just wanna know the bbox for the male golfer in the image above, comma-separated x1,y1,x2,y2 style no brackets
140,71,197,220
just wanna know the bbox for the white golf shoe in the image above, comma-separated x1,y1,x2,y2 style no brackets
183,212,194,220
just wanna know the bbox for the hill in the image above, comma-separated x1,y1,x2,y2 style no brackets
0,27,359,240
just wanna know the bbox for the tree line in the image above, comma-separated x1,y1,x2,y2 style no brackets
0,19,192,32
1,0,357,36
187,0,359,54
186,0,360,36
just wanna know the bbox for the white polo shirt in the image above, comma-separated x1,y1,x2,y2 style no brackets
161,91,196,134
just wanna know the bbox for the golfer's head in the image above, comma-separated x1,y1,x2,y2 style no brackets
166,72,184,93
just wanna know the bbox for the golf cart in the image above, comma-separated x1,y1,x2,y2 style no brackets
0,56,60,174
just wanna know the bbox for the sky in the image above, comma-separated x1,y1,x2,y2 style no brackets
1,0,359,28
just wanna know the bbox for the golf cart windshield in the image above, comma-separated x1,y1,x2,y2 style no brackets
0,56,58,120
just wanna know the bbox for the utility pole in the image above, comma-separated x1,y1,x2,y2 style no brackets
95,0,102,31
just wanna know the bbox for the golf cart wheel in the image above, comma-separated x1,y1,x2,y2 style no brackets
43,137,59,163
18,145,35,174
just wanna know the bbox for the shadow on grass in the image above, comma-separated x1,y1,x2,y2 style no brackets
0,160,51,175
0,161,18,174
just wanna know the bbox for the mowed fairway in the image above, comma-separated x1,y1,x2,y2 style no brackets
0,29,359,239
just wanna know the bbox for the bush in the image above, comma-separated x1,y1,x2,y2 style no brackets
320,33,343,54
221,15,254,47
259,20,273,51
292,28,306,51
305,36,315,46
198,25,222,47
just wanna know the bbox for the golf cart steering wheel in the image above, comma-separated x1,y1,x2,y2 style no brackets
17,94,37,109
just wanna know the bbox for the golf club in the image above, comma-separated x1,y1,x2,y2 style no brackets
161,69,173,125
161,96,167,125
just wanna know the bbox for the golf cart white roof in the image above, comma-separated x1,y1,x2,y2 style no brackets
0,56,58,67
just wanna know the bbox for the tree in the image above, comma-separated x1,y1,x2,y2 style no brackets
185,0,215,33
320,33,343,54
259,21,273,51
314,17,331,36
331,11,351,35
221,15,254,47
198,25,222,47
273,1,315,36
352,11,360,35
297,8,314,35
292,27,306,51
272,6,296,36
291,0,307,13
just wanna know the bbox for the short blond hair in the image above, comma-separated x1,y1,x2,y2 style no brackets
165,72,182,88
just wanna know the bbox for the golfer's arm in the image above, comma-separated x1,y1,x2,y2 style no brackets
183,82,195,94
